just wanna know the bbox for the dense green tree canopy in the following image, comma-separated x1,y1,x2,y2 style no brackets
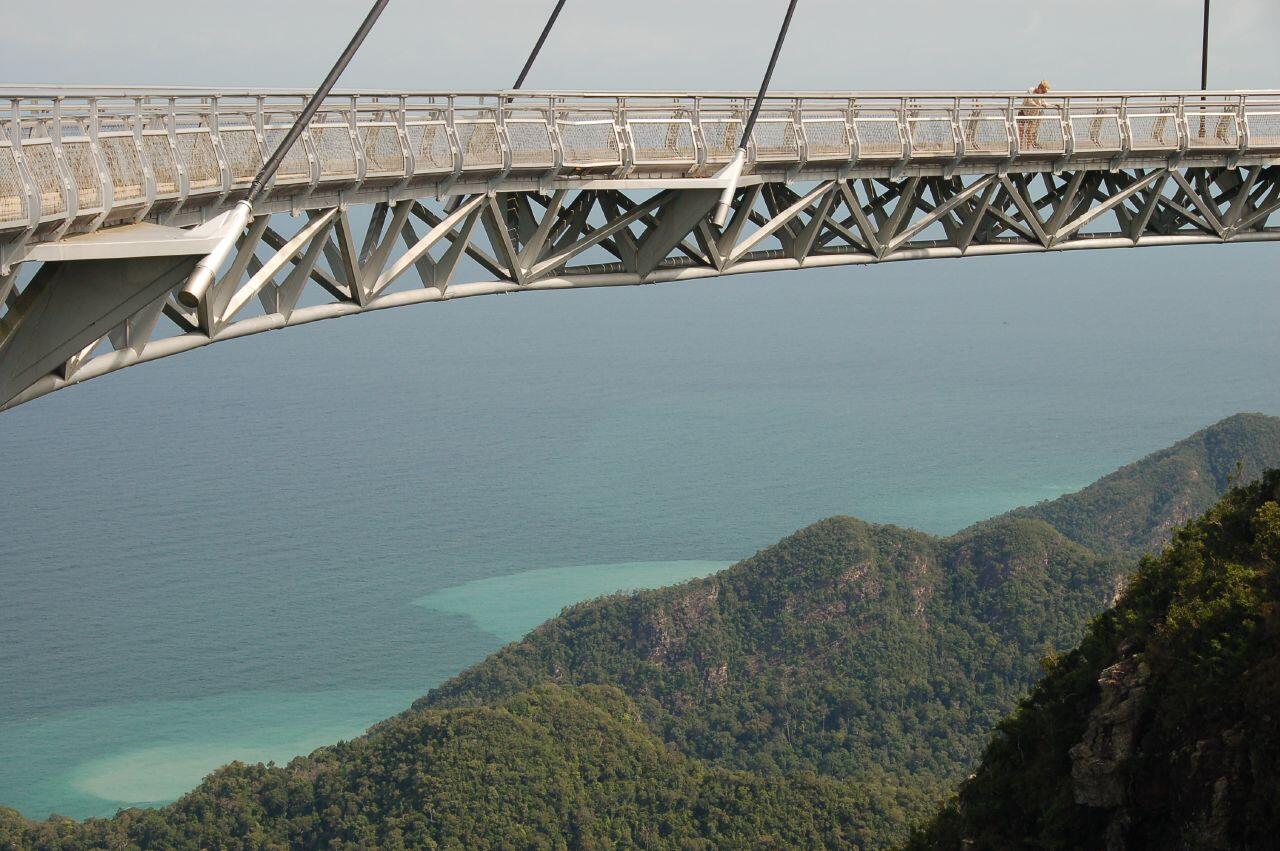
0,685,890,849
910,470,1280,849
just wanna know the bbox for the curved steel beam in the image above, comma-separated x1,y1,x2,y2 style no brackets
2,161,1277,411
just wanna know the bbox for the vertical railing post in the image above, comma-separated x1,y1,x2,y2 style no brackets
1113,96,1131,171
1173,94,1189,161
792,97,807,171
844,96,857,168
951,96,964,158
254,94,267,162
49,97,78,236
298,94,320,194
691,95,707,172
546,95,563,184
892,96,910,179
1235,94,1248,154
1002,96,1018,173
168,97,190,217
8,98,38,224
396,95,413,182
445,94,461,183
86,95,114,226
135,95,157,222
1,98,40,272
615,95,632,177
208,96,234,206
349,95,366,185
495,93,513,178
1228,94,1245,167
1058,96,1073,168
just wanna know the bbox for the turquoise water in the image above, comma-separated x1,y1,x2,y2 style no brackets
415,560,733,643
0,690,415,818
1,560,727,816
2,245,1279,819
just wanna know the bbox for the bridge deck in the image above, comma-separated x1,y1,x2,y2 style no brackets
3,89,1279,258
1,88,1278,412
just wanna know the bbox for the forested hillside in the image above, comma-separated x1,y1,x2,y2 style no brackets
3,414,1279,849
423,514,1116,833
909,470,1280,849
0,685,882,849
1008,412,1280,557
417,414,1280,839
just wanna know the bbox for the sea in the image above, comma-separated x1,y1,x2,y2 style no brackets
2,243,1278,819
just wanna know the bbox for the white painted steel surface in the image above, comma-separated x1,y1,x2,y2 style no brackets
1,87,1277,411
3,89,1279,252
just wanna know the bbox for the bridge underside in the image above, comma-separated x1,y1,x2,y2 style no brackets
1,162,1278,410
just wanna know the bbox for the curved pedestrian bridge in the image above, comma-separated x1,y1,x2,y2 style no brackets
1,87,1277,410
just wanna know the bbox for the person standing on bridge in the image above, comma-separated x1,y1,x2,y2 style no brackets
1019,80,1051,150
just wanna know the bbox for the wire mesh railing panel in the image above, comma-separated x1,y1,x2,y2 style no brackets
1070,114,1122,153
800,117,849,160
263,128,311,183
0,146,26,226
628,119,696,165
959,113,1009,155
751,118,799,161
99,135,144,204
312,125,358,178
3,91,1278,248
220,129,264,184
457,120,503,170
143,133,179,196
1015,116,1065,153
359,124,405,176
1186,113,1238,149
557,120,622,168
908,116,955,156
178,131,221,191
19,142,65,218
505,119,554,169
1246,112,1280,149
853,117,902,158
61,140,103,213
406,122,452,173
699,117,742,164
1127,113,1178,150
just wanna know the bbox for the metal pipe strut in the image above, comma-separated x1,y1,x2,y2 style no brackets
177,0,392,309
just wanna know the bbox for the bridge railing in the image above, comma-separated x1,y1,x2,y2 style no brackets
3,89,1280,239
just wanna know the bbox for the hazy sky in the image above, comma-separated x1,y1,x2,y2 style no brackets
3,0,1277,92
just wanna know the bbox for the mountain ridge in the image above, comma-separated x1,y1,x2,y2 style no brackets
1001,412,1280,557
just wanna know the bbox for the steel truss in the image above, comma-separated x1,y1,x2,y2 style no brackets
2,160,1276,410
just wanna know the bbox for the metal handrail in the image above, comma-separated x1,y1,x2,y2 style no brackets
3,89,1278,241
6,85,1280,98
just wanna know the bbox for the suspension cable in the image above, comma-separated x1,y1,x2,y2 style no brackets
712,0,801,227
1200,0,1210,90
248,0,393,205
181,0,393,308
514,0,569,89
741,0,801,149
